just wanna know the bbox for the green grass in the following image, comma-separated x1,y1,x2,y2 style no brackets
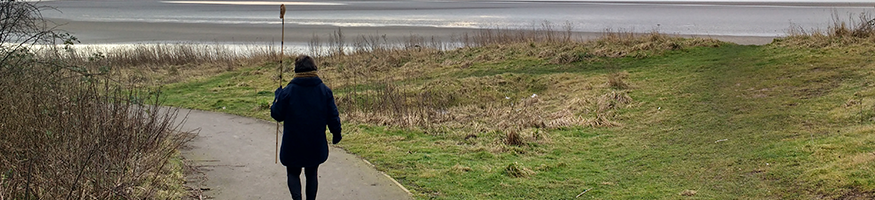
160,64,278,118
160,37,875,199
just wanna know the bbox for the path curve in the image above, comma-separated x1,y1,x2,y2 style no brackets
175,108,412,200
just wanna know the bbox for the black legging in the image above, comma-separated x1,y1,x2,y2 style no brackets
287,166,319,200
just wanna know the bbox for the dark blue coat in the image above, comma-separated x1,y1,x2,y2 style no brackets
271,77,341,167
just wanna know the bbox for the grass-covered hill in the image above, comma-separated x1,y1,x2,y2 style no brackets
157,29,875,199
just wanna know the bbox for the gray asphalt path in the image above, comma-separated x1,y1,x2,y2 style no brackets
175,108,412,200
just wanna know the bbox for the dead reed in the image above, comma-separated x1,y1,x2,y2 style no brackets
52,43,277,68
456,21,577,48
34,43,279,86
780,10,875,47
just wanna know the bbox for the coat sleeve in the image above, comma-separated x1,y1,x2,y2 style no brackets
270,88,286,122
326,89,342,135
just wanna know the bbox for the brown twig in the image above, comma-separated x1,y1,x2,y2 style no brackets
276,4,286,164
67,146,98,200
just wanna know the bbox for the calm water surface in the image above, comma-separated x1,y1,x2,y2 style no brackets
40,0,875,38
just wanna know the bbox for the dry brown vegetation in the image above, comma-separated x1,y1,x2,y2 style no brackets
301,28,723,146
0,1,192,199
38,43,279,87
0,68,193,198
780,11,875,47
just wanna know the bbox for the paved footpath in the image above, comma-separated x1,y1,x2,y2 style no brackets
174,108,413,200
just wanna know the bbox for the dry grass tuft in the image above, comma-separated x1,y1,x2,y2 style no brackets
504,162,534,178
598,91,634,112
608,70,631,90
504,129,525,146
591,31,721,58
680,190,698,196
451,164,473,173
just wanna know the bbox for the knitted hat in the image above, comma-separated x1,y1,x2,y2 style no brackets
294,55,317,73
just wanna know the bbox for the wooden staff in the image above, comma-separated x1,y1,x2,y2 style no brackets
276,4,286,164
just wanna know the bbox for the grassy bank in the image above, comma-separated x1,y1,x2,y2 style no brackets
156,28,875,199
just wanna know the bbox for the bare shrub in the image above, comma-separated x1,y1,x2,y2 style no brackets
0,1,191,198
308,33,324,56
0,59,193,199
328,28,345,56
0,0,72,66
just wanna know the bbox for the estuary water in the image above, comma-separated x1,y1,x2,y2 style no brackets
38,0,875,44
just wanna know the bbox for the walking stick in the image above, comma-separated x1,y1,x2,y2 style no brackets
276,4,286,164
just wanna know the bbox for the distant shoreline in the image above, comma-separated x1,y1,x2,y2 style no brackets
513,0,875,7
48,18,776,46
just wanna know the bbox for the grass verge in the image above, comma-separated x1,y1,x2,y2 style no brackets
158,30,875,199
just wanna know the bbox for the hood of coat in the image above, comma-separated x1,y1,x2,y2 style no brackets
289,77,323,87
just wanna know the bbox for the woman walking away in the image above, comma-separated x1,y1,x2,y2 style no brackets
271,55,342,200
